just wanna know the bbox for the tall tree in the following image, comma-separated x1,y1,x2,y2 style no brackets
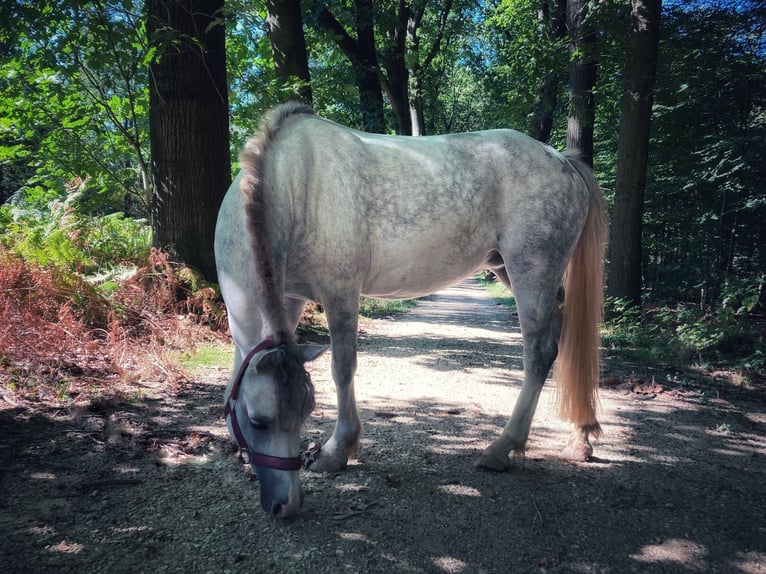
566,0,598,165
406,0,453,135
639,2,764,303
607,0,662,307
147,0,230,281
314,0,386,132
379,0,412,134
379,0,458,135
488,0,569,140
530,0,567,142
266,0,313,104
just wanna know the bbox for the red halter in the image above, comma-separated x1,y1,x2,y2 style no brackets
223,337,303,471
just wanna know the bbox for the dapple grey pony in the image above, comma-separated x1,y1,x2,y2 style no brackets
214,102,607,518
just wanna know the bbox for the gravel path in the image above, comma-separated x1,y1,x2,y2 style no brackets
1,278,765,573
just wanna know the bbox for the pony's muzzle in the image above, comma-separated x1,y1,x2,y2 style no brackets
256,468,304,518
272,493,302,518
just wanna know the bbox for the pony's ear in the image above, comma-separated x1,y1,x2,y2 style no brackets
294,344,329,364
254,348,283,371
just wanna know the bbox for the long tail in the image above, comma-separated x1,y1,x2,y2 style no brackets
554,155,608,435
238,102,314,345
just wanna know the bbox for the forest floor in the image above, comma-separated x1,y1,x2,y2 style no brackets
1,278,765,573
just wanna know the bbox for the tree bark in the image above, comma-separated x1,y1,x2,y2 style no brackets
265,0,313,104
355,0,386,132
147,0,230,282
380,0,412,135
405,0,453,136
566,0,598,166
315,0,386,132
407,6,426,136
607,0,662,307
530,0,567,143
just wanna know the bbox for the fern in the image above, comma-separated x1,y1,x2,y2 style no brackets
1,183,150,272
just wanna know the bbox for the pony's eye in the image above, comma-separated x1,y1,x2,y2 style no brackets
249,419,270,432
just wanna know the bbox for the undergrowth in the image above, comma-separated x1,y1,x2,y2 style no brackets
0,178,232,405
0,248,228,406
478,271,764,386
603,292,765,384
475,271,516,312
359,297,418,318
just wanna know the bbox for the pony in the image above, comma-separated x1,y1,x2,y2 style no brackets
214,102,607,518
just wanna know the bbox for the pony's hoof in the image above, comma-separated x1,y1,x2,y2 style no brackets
306,452,347,473
560,441,593,462
475,450,511,472
300,442,322,468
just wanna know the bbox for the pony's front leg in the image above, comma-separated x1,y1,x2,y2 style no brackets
310,305,362,473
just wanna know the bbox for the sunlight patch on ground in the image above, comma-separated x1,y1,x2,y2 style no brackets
334,483,370,493
438,483,481,497
663,430,699,442
711,445,760,458
46,540,83,554
428,435,489,455
733,551,766,574
432,555,468,573
29,524,55,537
30,472,56,480
630,538,708,570
112,464,141,475
338,532,373,544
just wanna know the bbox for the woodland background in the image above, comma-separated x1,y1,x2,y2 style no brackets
0,0,764,400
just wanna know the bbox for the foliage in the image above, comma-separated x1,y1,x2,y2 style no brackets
644,2,766,303
475,272,517,312
359,297,418,318
604,273,765,374
0,247,227,403
0,1,150,213
483,0,568,136
0,249,113,398
224,2,282,161
0,177,151,273
602,296,667,363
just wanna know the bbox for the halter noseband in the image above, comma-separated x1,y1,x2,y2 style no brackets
223,337,303,471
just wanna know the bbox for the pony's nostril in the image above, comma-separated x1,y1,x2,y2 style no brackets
272,498,301,518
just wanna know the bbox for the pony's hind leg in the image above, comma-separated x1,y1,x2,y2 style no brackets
562,423,601,462
476,279,562,471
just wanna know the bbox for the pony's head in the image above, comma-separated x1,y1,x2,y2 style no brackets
225,340,327,518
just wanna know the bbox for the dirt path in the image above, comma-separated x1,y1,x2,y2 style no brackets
2,279,765,573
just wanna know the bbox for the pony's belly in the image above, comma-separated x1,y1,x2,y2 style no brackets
362,260,483,299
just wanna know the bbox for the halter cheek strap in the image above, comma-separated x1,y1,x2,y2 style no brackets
223,337,302,472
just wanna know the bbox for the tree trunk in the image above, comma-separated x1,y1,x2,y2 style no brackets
355,0,386,132
265,0,313,104
566,0,598,166
381,0,412,135
530,0,567,143
315,0,386,132
407,5,425,136
405,0,453,136
147,0,230,282
606,0,662,307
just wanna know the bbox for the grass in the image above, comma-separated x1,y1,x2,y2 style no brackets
177,343,233,374
475,273,517,312
359,297,418,318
